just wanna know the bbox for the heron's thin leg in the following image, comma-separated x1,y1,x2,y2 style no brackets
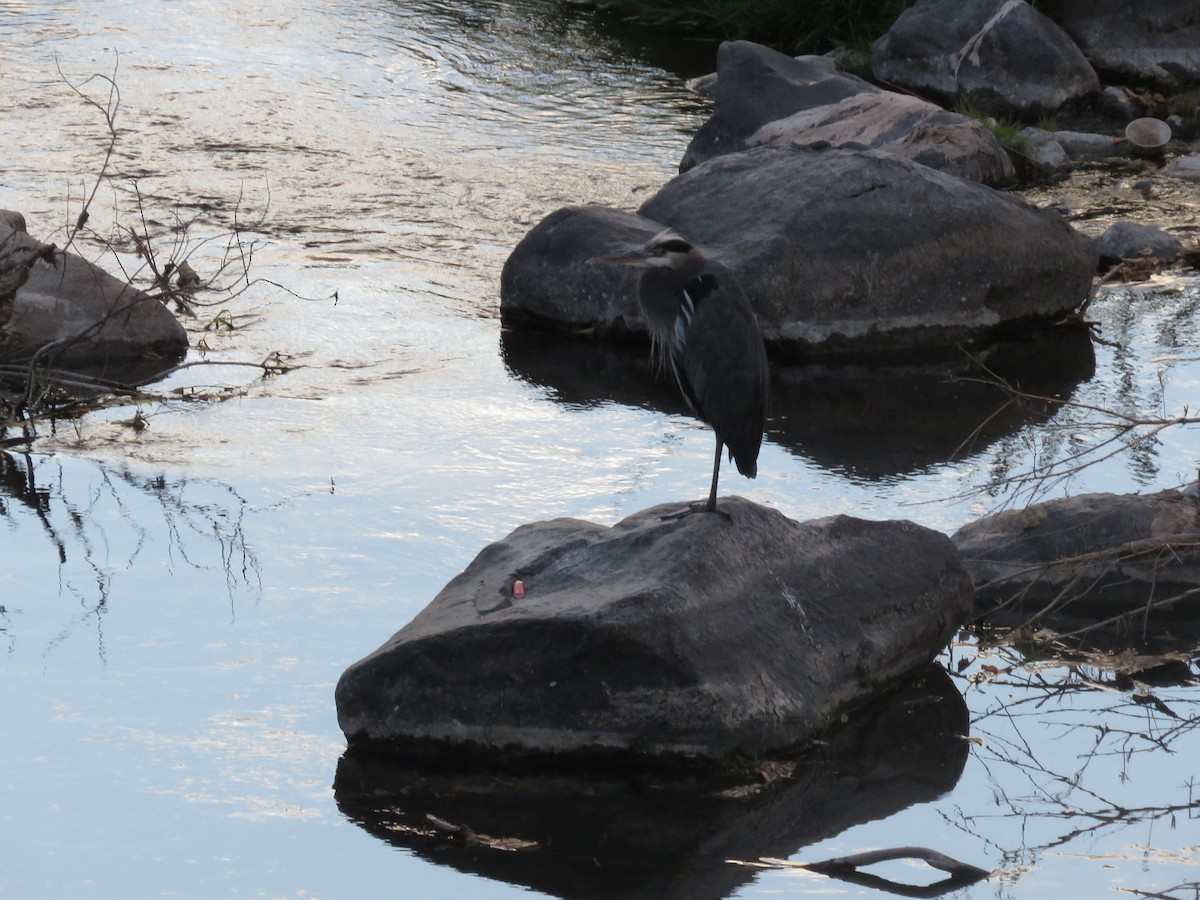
707,434,722,512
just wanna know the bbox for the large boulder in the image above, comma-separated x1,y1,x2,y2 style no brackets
1053,0,1200,90
871,0,1099,118
336,498,973,763
953,484,1200,627
682,42,1014,186
0,211,188,369
502,145,1098,359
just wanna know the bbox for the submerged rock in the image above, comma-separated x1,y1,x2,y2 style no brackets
0,210,187,369
336,498,972,764
871,0,1099,118
503,145,1098,359
953,484,1200,627
1094,221,1183,264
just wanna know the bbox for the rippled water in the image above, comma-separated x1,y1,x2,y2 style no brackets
3,1,1200,897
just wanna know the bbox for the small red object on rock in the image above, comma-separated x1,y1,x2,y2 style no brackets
512,580,525,599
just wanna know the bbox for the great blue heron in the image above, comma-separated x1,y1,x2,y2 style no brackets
591,229,769,514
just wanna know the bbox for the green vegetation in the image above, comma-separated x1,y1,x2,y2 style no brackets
563,0,916,55
953,101,1031,155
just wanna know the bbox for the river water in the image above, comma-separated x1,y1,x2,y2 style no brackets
2,1,1199,897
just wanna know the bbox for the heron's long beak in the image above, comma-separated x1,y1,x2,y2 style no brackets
587,249,655,268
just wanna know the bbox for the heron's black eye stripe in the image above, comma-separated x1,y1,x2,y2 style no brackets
657,238,692,254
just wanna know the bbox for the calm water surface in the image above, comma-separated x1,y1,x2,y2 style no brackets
2,1,1199,897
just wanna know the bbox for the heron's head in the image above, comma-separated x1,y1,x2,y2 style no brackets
588,229,704,276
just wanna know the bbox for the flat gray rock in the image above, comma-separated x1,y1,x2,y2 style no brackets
336,498,972,763
746,90,1016,186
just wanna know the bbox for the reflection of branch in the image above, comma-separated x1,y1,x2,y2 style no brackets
734,847,990,897
0,452,263,651
944,639,1200,869
1116,881,1200,899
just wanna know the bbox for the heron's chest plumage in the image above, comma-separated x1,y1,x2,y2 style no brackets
662,273,718,417
670,273,717,361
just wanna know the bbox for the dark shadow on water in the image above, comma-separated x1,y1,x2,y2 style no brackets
501,325,1096,480
333,665,969,900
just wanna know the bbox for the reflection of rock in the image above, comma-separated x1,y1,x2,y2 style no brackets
336,500,971,763
334,665,969,900
772,325,1095,479
954,482,1200,634
0,451,51,516
501,324,1095,479
0,209,187,370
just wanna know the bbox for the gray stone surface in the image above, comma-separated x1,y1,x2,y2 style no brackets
336,498,973,762
1015,126,1073,179
746,90,1016,186
1052,130,1127,162
1162,155,1200,182
681,43,879,172
872,0,1099,118
681,42,1013,185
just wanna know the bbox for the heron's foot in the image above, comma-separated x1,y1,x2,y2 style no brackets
659,501,732,523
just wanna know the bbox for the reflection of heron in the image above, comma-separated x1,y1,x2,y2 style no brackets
592,230,769,514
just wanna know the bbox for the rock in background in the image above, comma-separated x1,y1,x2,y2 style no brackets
681,42,1014,186
871,0,1099,118
1055,0,1200,91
